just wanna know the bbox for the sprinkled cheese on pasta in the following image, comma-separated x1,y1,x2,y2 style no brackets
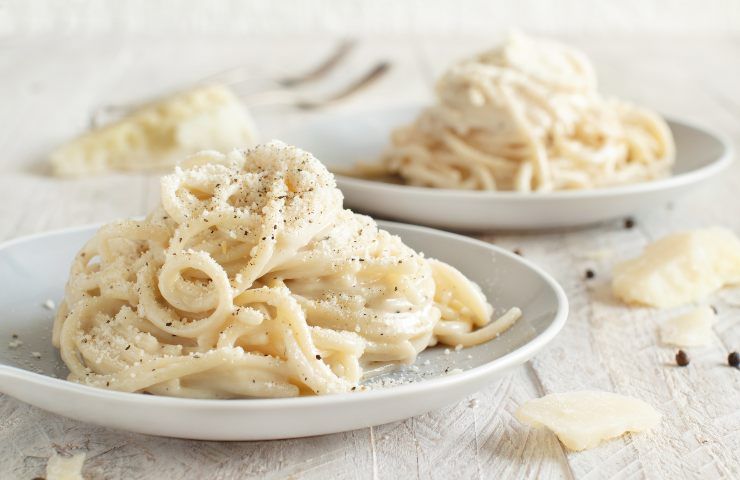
53,141,520,398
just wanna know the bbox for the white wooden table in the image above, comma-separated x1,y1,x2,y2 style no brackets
1,33,739,479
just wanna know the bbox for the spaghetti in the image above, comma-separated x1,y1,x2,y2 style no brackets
357,33,674,191
53,142,520,398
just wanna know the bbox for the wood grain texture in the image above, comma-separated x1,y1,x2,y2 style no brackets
1,33,739,479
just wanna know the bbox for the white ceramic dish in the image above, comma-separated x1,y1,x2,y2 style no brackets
0,222,567,441
276,105,733,231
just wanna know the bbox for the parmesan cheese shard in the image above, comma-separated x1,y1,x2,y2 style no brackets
50,85,257,177
660,306,715,347
515,391,660,451
612,228,740,308
46,452,86,480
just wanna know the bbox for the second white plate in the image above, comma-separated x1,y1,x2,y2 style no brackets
277,105,733,231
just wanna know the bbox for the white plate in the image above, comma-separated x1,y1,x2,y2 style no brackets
276,105,733,231
0,222,567,440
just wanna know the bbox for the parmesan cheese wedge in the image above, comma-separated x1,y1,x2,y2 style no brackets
516,391,660,451
46,452,86,480
51,85,257,176
660,306,715,347
612,228,740,308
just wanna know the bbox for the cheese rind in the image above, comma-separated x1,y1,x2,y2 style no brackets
660,306,715,347
51,85,257,176
612,228,740,308
516,391,660,451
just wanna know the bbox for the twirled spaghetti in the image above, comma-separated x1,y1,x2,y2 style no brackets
356,33,674,191
53,141,520,398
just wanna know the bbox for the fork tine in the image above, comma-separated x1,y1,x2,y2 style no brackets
203,39,356,90
279,39,357,88
295,61,391,110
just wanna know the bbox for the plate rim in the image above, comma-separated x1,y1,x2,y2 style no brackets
0,221,568,410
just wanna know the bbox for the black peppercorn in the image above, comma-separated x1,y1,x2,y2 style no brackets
675,350,690,367
585,269,595,280
728,351,739,368
624,217,635,229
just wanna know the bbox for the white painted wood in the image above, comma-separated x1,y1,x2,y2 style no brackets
3,0,740,36
1,33,739,479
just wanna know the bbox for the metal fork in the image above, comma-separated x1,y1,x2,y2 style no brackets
90,40,390,128
242,61,391,110
205,39,358,89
